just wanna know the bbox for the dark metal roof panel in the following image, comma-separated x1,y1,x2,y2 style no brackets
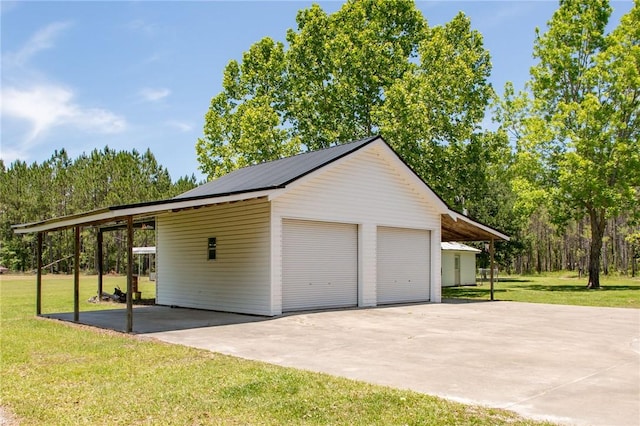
174,136,379,199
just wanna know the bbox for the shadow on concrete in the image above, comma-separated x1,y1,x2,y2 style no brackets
43,305,268,334
441,298,494,304
43,301,446,334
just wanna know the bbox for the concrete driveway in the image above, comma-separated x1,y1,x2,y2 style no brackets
139,301,640,426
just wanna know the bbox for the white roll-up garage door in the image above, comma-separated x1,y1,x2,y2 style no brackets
282,219,358,312
377,226,430,304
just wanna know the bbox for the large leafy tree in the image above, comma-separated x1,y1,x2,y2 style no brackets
196,0,493,187
375,12,494,198
285,1,426,149
196,37,296,178
196,0,517,263
528,0,640,288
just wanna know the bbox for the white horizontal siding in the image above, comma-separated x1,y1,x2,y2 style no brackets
460,252,477,285
156,198,271,315
273,145,441,229
272,142,442,312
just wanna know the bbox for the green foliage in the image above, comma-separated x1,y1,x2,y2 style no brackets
496,0,640,284
0,148,197,273
287,0,426,149
196,38,297,178
196,0,520,264
197,0,496,191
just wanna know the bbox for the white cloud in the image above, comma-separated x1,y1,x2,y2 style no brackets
128,19,158,37
7,21,72,67
1,84,126,144
478,3,536,31
167,120,193,132
0,146,26,165
138,87,171,102
1,22,127,162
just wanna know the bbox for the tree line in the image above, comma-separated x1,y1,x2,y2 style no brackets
0,148,197,274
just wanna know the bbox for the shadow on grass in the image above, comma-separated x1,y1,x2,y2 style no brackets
517,284,640,292
484,278,533,283
442,287,507,299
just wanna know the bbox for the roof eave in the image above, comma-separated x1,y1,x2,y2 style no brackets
443,210,510,242
12,189,276,234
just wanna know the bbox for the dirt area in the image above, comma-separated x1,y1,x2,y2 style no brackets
0,406,19,425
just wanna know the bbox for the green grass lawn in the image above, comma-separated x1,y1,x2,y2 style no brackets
1,274,551,425
443,272,640,308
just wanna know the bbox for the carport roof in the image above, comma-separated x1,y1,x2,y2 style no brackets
442,210,509,242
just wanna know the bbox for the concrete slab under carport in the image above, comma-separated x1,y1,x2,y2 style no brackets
45,306,265,333
137,301,640,426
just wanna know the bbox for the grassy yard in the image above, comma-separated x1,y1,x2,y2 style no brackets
443,272,640,308
1,274,551,425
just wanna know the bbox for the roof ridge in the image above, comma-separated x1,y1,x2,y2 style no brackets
173,135,380,200
236,135,379,171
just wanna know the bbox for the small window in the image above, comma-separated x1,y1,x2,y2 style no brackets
207,237,217,260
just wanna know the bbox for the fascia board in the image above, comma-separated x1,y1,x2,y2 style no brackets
13,190,275,234
448,210,511,241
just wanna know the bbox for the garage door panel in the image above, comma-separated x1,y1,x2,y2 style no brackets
377,227,430,304
283,219,357,311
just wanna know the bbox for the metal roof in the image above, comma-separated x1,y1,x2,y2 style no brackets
175,136,379,199
133,246,156,255
441,242,482,252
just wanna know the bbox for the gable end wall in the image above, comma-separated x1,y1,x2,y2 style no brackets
271,143,442,314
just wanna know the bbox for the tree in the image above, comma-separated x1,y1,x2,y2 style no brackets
196,0,428,178
196,37,297,178
196,0,522,264
285,1,426,150
0,147,197,273
197,1,495,195
375,12,493,200
529,0,640,288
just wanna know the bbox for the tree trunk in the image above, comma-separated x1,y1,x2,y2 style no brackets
587,208,606,289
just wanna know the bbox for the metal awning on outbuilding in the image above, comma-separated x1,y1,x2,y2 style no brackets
12,199,508,333
11,191,274,333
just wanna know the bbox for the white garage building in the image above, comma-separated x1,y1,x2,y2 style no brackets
14,136,508,330
157,136,444,315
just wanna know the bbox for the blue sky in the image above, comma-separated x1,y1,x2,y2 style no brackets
1,1,633,182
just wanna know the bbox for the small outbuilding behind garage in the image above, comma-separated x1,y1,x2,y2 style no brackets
441,242,481,287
